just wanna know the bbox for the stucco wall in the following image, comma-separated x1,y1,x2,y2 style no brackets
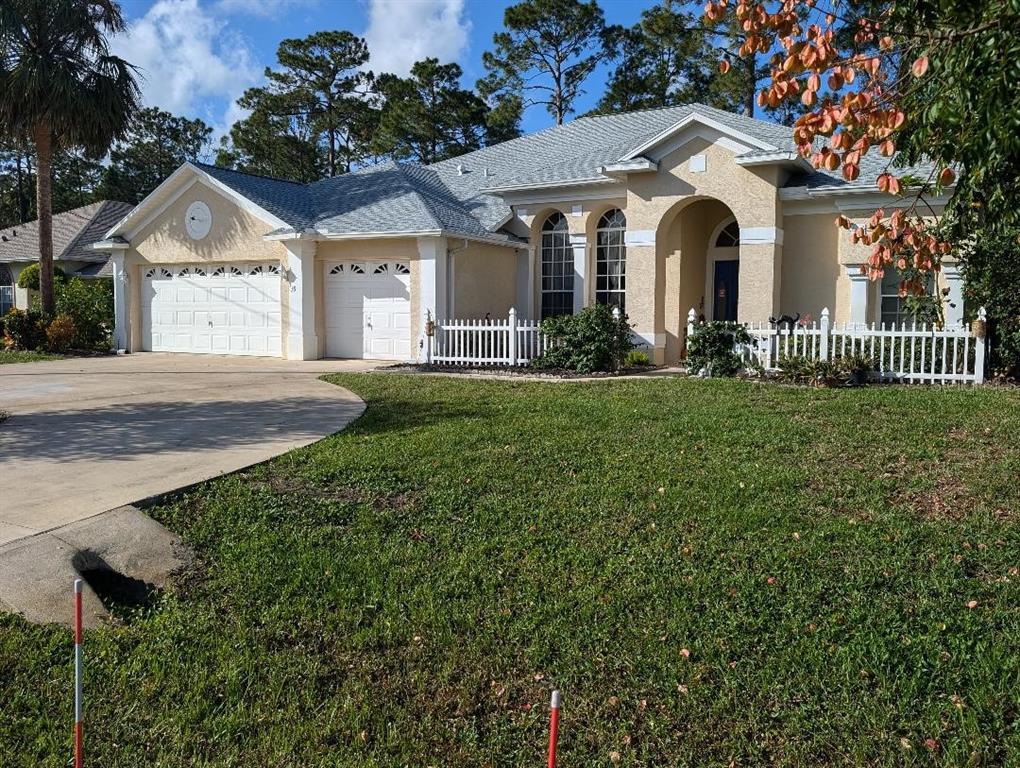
452,241,518,319
781,213,842,322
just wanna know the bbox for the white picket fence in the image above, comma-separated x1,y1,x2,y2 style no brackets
687,307,988,384
426,308,551,366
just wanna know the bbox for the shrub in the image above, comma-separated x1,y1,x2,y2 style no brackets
17,263,67,290
2,308,47,351
45,314,76,353
624,349,651,367
55,277,114,351
777,353,877,386
532,304,633,373
960,228,1020,378
686,321,751,377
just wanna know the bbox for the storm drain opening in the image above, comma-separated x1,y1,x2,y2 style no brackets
72,550,161,620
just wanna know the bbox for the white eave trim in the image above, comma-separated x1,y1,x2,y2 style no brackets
736,152,814,171
621,112,777,162
781,183,953,214
91,239,129,251
267,228,519,248
104,162,290,242
597,158,658,175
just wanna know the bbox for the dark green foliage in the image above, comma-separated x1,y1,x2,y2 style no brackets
1,307,45,349
16,263,65,290
55,276,113,350
100,107,212,203
686,320,751,376
960,228,1020,378
596,0,716,114
777,353,878,386
214,107,322,183
374,58,490,164
481,0,613,125
2,375,1020,765
533,303,633,372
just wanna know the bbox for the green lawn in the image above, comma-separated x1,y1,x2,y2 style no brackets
2,375,1019,766
0,350,61,364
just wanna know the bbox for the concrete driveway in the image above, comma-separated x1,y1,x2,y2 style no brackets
0,353,374,546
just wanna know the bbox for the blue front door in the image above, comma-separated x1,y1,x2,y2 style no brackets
713,260,739,322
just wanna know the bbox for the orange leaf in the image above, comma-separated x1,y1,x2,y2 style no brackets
912,55,929,77
939,167,956,186
719,59,731,74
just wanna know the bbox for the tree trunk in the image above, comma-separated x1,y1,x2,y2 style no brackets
743,54,756,117
33,123,55,316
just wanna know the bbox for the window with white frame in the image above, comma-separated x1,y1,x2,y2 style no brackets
540,212,573,319
880,269,935,326
0,265,13,316
595,209,626,313
715,220,740,247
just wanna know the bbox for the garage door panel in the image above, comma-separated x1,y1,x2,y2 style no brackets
142,264,282,357
325,261,411,360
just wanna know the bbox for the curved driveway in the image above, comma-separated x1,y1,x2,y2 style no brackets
0,353,373,546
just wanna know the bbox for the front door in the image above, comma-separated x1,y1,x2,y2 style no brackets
713,260,739,322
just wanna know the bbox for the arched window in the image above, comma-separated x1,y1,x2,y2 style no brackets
595,209,626,313
715,220,740,247
540,212,573,318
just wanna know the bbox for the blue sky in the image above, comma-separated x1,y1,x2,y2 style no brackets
112,0,656,145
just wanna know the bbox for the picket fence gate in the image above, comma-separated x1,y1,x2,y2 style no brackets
687,307,988,385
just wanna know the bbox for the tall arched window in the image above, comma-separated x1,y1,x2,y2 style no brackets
540,212,573,318
595,209,626,313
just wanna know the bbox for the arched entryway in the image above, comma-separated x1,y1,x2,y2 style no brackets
655,197,739,361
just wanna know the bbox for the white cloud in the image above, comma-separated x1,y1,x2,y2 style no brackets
363,0,471,77
215,0,315,17
110,0,263,142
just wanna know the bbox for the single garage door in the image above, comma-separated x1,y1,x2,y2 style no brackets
325,261,411,359
142,263,282,356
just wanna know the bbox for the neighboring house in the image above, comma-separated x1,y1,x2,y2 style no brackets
0,200,134,315
95,103,963,363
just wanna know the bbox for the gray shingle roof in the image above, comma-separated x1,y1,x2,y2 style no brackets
0,200,133,266
194,103,929,242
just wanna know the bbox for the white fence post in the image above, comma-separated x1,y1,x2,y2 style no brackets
819,307,830,360
508,307,518,366
686,308,697,355
974,306,987,384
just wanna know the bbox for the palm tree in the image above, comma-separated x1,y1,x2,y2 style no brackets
0,0,138,314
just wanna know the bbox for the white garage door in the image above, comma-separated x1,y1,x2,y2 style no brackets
325,261,411,359
142,263,282,356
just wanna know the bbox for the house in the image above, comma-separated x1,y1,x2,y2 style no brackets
0,200,134,315
94,103,963,363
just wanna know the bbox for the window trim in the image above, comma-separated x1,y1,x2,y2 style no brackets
539,212,573,319
594,208,626,314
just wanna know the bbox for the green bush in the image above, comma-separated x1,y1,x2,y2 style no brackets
960,228,1020,378
55,277,113,351
686,321,751,377
45,313,77,353
777,353,877,386
623,349,651,367
2,308,47,351
16,263,67,290
532,304,633,373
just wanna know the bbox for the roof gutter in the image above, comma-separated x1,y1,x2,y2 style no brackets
483,176,616,194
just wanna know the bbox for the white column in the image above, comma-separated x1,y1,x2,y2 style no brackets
526,246,537,319
846,266,870,327
285,239,318,360
111,253,128,352
570,233,587,313
942,263,965,327
417,234,448,339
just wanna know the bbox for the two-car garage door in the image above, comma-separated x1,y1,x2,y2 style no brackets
142,264,282,356
141,259,412,359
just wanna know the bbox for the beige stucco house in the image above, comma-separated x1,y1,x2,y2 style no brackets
95,103,961,364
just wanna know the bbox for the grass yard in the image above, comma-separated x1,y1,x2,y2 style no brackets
0,350,61,364
2,375,1019,766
